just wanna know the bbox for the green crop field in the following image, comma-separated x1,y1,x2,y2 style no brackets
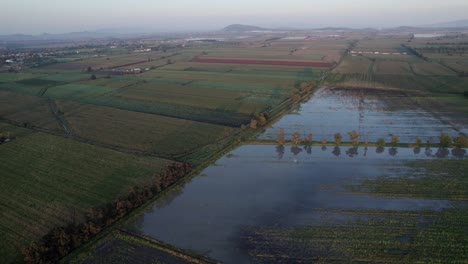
0,128,170,263
0,91,62,132
56,101,239,157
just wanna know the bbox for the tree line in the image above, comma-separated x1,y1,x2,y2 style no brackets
276,129,468,149
21,162,192,264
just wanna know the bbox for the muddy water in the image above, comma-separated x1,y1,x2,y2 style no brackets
128,144,465,263
260,87,460,143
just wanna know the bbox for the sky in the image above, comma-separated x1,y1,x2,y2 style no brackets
1,0,468,34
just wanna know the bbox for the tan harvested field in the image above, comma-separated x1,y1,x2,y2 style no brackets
56,101,238,157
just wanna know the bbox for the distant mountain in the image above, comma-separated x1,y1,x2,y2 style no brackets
424,19,468,28
222,24,266,32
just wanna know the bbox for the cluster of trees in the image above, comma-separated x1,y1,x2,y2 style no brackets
290,80,317,103
249,112,271,129
21,162,192,264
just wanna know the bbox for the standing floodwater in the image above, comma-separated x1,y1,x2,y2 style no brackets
260,87,460,143
126,87,467,263
127,145,465,263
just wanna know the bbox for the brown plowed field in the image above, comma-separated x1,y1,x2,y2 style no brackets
191,57,333,67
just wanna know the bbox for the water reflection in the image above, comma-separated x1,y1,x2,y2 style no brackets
291,146,303,156
425,147,433,157
276,145,285,160
376,146,385,154
332,146,341,156
436,148,449,158
346,147,359,157
130,145,465,264
413,147,421,155
303,145,312,155
452,148,466,158
389,147,398,156
321,146,327,151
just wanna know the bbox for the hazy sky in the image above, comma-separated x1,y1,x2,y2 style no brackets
2,0,468,34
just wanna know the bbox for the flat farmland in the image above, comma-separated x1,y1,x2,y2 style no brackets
114,82,277,114
373,61,412,75
0,91,62,133
0,129,169,263
332,55,373,74
191,57,333,67
411,62,457,76
56,101,239,157
45,51,165,70
197,40,346,63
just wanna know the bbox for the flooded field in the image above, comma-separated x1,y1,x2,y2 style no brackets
126,87,467,263
260,87,460,143
127,145,466,263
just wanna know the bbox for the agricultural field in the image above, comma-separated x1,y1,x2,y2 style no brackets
55,100,238,158
0,91,62,133
2,30,467,264
373,61,412,75
0,127,170,263
0,35,334,262
406,34,468,74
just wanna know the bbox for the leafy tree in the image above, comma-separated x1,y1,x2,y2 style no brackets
257,113,267,126
305,133,313,145
90,74,97,80
376,138,386,147
439,133,452,148
249,119,258,129
454,135,468,148
321,138,328,146
334,133,343,145
291,132,301,145
391,135,400,147
348,130,360,146
277,128,285,145
415,136,423,147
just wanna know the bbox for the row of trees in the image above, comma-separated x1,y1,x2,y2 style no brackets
276,130,468,148
246,80,318,130
21,162,192,264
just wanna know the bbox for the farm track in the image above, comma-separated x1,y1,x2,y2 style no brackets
47,98,73,138
117,229,221,264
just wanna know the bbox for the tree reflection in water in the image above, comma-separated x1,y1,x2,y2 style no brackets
451,148,466,158
332,146,341,157
376,146,385,154
436,148,449,158
276,145,285,160
291,146,303,156
346,147,358,157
